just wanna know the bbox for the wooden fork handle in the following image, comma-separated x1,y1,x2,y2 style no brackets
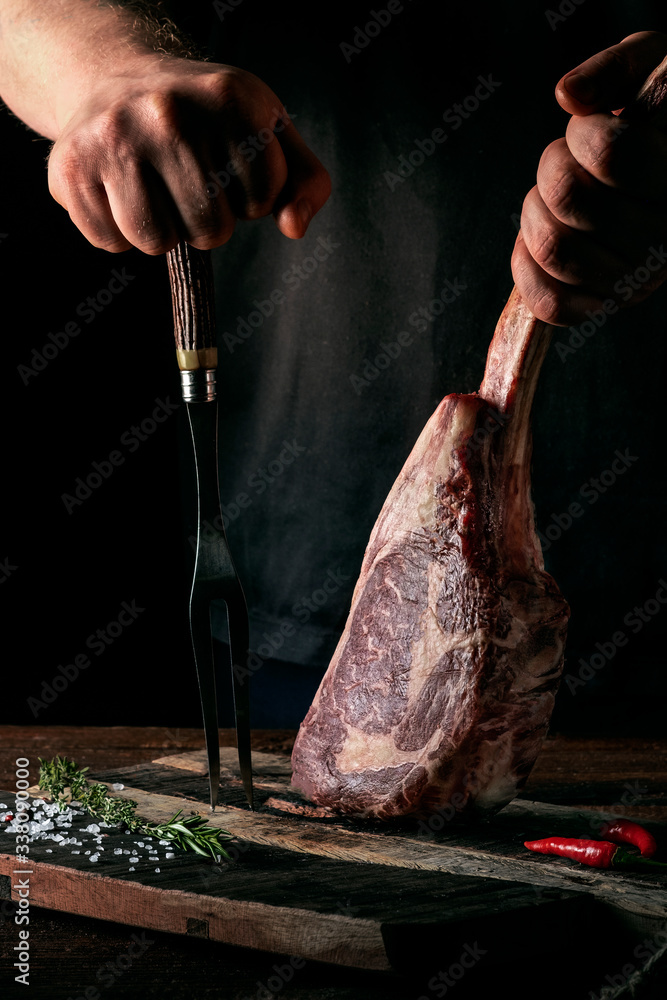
166,242,218,373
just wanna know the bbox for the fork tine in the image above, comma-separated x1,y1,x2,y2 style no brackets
189,596,220,810
167,242,254,812
226,593,253,810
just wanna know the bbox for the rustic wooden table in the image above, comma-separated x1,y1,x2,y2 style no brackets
1,726,665,1000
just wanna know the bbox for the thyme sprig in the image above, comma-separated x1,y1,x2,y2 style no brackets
38,756,233,860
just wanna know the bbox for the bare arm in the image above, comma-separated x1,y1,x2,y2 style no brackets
0,0,331,251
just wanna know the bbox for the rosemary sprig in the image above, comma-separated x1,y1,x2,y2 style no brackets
38,756,233,860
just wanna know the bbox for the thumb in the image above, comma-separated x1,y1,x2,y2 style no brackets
556,30,667,116
272,115,331,239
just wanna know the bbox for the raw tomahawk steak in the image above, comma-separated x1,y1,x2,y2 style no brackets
291,288,569,820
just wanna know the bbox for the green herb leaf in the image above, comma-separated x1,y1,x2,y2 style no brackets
37,756,234,861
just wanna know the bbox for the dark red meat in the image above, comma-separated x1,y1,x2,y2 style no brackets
291,288,569,820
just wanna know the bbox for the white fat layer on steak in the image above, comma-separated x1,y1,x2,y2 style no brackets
292,289,569,819
333,636,560,777
370,399,473,554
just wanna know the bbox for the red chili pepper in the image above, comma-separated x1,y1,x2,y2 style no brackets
524,837,667,871
599,819,657,858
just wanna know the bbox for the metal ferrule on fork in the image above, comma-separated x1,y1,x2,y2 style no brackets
180,368,216,404
167,241,254,812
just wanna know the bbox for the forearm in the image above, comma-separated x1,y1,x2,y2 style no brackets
0,0,191,137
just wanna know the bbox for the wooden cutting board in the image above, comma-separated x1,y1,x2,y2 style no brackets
2,748,667,977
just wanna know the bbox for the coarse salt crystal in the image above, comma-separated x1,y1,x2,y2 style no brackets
85,850,91,855
45,849,52,853
112,783,125,791
158,840,170,846
129,867,135,872
114,849,123,855
83,824,100,834
155,868,160,873
72,850,80,855
165,853,175,859
89,854,99,862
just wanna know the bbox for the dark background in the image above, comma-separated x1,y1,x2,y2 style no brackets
1,0,667,736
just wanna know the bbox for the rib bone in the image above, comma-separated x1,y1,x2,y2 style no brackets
291,287,569,820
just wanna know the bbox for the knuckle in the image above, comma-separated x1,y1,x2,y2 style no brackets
188,223,235,249
620,29,662,44
202,68,253,116
143,90,180,130
530,284,566,326
530,225,566,275
242,196,272,220
92,107,133,147
134,232,176,255
238,177,281,218
49,142,90,187
88,231,130,253
597,47,628,76
544,168,580,224
586,123,623,182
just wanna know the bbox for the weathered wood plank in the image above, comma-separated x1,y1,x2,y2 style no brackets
98,784,667,917
4,739,667,977
0,781,589,972
0,855,390,970
81,752,667,920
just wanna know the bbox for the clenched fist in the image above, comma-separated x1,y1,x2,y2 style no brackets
48,57,331,254
513,31,667,325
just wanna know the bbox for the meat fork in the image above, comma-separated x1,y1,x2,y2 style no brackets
166,241,253,811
